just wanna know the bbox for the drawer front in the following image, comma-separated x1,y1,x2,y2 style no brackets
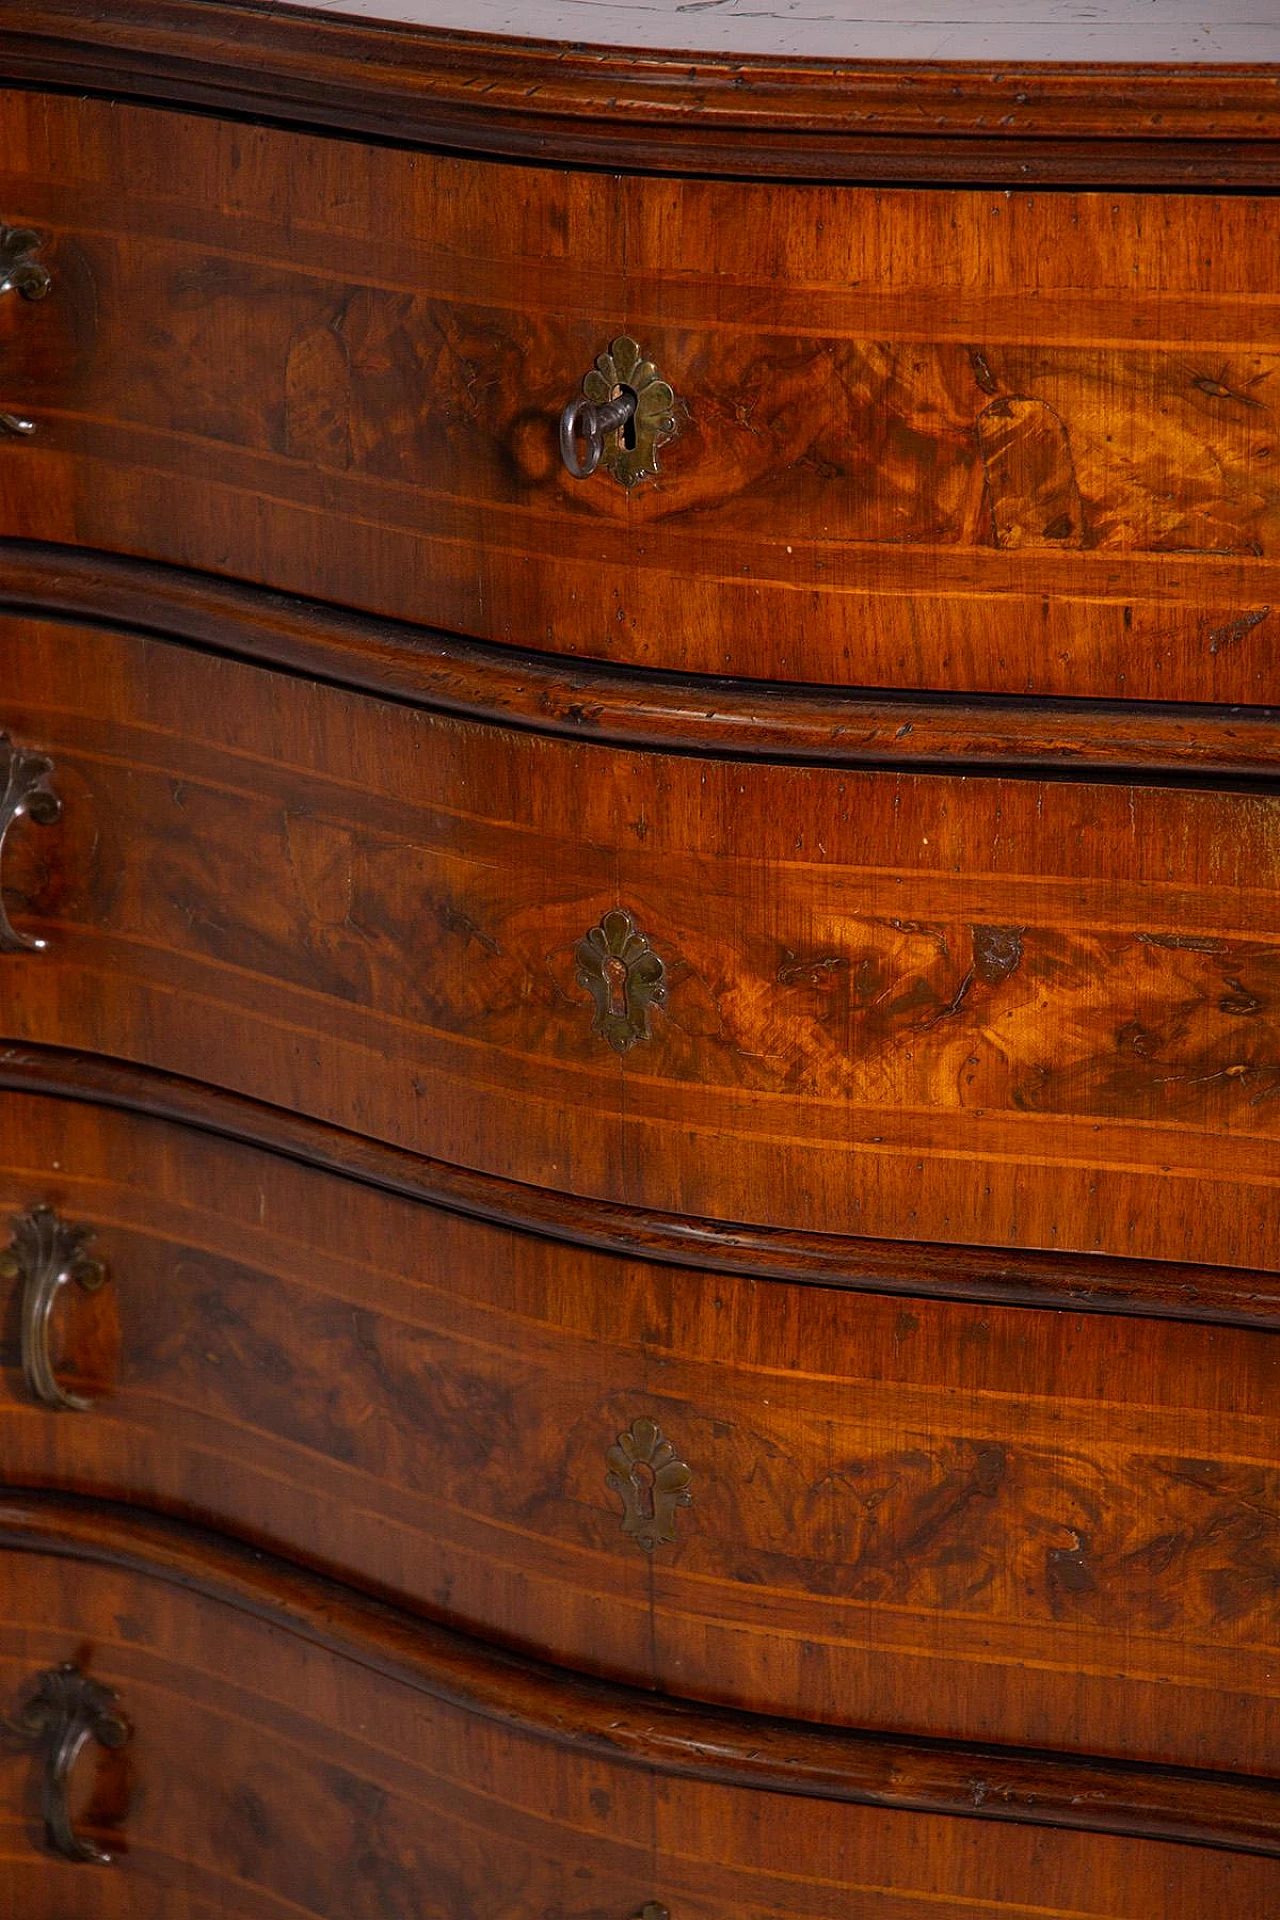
2,1504,1278,1918
4,614,1280,1270
2,91,1279,700
4,1087,1280,1773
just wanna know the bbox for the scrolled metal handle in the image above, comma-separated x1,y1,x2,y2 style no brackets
2,1204,107,1412
0,222,51,438
8,1663,130,1863
560,390,637,479
0,730,60,954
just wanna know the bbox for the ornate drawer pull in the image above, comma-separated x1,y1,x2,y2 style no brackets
2,1204,107,1411
9,1663,130,1863
0,732,60,953
559,336,677,486
0,222,52,437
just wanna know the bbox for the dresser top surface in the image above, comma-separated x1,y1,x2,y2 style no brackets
266,0,1280,63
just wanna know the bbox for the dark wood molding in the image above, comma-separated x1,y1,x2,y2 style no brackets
3,1489,1279,1857
1,1,1279,186
5,542,1280,782
2,1042,1277,1327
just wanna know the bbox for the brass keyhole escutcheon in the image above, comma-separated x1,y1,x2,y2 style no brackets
559,337,678,486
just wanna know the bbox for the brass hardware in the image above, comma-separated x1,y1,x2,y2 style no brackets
0,732,60,953
576,907,667,1054
9,1663,130,1863
0,223,51,436
3,1204,107,1411
631,1907,670,1920
606,1415,692,1553
559,337,677,486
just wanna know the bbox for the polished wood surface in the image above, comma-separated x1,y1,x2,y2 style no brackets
3,0,1279,185
3,1496,1280,1915
9,1043,1280,1326
5,1086,1280,1769
6,613,1280,1268
5,91,1280,696
10,542,1280,781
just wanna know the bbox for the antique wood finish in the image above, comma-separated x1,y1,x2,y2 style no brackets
4,1086,1280,1771
6,613,1280,1269
2,1498,1280,1911
10,1043,1280,1327
5,92,1280,699
10,542,1280,780
2,0,1280,186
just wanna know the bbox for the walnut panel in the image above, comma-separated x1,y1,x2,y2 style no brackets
2,92,1280,696
5,615,1280,1267
4,1090,1280,1768
6,1513,1280,1916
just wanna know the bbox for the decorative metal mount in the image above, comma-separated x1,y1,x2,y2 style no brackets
0,732,60,953
559,336,677,486
606,1416,692,1553
2,1204,107,1411
9,1663,130,1863
576,907,667,1054
0,223,51,436
630,1907,670,1920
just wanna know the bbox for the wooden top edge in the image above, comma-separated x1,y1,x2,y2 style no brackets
2,1043,1278,1327
3,1489,1278,1854
2,0,1280,184
5,541,1280,783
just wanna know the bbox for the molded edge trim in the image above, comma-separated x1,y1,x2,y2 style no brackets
1,1490,1278,1855
1,1043,1277,1327
4,541,1280,782
0,0,1279,186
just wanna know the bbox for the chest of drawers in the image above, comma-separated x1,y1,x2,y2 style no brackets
2,2,1280,1913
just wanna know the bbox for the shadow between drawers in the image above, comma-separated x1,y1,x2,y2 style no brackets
5,541,1280,784
1,1041,1277,1328
1,1488,1279,1859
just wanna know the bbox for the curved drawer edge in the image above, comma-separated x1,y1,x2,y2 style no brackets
4,540,1280,782
4,1487,1279,1858
1,1042,1277,1328
1,1,1279,186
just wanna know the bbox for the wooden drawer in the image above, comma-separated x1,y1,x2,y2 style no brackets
4,1082,1280,1773
2,1496,1278,1917
3,90,1280,701
5,613,1280,1270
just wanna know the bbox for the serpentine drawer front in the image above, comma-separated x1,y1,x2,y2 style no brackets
4,613,1280,1268
3,1498,1280,1920
3,3,1280,1910
3,1083,1280,1772
3,88,1280,699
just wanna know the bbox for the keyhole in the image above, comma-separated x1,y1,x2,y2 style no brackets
631,1458,655,1520
604,955,629,1017
611,383,638,451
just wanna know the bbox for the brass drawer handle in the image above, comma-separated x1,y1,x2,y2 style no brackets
0,222,52,437
9,1663,130,1863
0,731,60,953
2,1204,107,1412
559,336,677,486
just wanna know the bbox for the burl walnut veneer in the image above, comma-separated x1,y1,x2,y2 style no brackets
1,2,1280,1913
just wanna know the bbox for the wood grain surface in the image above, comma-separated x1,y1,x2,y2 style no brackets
3,1,1280,185
4,92,1280,697
5,614,1280,1268
9,541,1280,780
2,1496,1280,1913
4,1087,1280,1770
9,1041,1280,1326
